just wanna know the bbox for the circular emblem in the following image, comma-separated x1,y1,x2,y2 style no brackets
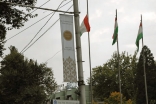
63,31,72,41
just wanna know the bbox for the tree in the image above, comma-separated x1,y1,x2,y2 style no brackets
104,92,133,104
0,46,57,104
135,45,156,104
90,51,137,101
0,24,6,57
0,0,37,57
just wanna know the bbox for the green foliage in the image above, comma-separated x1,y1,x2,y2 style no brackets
0,46,57,104
135,45,156,104
0,0,37,30
0,24,6,57
0,0,37,57
104,92,133,104
91,51,137,101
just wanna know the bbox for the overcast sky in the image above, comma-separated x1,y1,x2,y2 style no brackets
4,0,156,85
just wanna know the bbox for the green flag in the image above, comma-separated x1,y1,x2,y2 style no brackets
112,17,118,45
135,22,143,51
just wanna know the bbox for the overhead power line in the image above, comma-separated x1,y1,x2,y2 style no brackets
5,0,51,41
5,0,72,41
30,0,51,14
20,0,66,53
45,50,62,62
0,1,74,14
5,13,52,41
59,0,72,8
21,5,73,54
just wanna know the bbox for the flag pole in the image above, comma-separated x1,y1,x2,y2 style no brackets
141,15,148,104
116,9,122,104
86,0,93,104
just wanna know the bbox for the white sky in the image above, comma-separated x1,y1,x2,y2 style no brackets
4,0,156,85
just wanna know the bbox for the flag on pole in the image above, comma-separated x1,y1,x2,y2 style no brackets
80,15,90,36
135,21,143,52
112,17,118,45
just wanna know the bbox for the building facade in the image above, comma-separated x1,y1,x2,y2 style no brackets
49,85,91,104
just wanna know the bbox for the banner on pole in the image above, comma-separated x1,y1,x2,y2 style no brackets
60,14,77,82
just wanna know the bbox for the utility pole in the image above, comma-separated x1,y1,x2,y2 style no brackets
73,0,86,104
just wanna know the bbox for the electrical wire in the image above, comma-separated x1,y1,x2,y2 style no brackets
5,13,52,41
21,5,73,54
5,0,72,41
43,0,72,14
0,0,73,71
20,0,65,53
59,0,72,8
30,0,50,14
45,50,62,62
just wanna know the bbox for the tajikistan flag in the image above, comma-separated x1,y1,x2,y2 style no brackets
112,17,118,45
80,15,90,36
135,22,143,52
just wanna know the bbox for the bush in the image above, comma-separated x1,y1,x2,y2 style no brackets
104,92,133,104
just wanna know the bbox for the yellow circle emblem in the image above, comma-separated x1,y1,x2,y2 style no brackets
63,31,72,41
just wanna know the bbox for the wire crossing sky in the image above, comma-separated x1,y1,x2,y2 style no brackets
4,0,156,85
20,0,67,53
